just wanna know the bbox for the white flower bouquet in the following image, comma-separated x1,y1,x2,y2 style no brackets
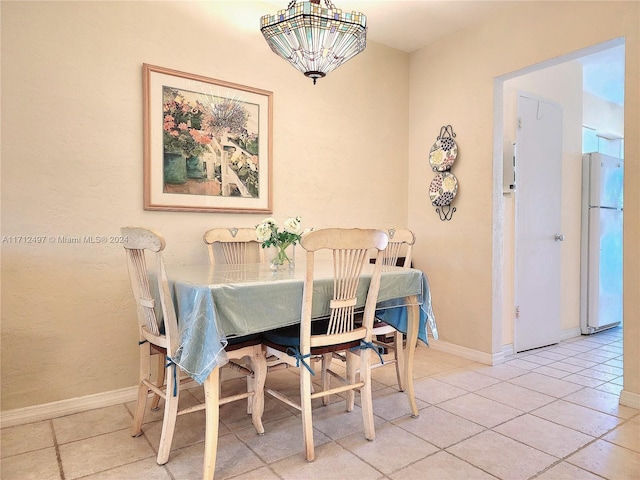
256,216,307,269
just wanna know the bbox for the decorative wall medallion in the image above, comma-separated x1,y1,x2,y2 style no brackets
429,172,458,206
429,132,457,172
428,125,458,221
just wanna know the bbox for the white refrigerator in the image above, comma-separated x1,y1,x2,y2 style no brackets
580,153,624,334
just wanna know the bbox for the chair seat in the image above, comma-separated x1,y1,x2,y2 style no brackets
226,333,262,351
150,344,167,355
355,315,394,334
263,320,361,354
371,319,396,334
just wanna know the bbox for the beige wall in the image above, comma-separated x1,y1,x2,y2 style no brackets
0,1,410,410
407,1,639,401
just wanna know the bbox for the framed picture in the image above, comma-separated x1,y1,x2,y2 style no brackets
143,64,273,213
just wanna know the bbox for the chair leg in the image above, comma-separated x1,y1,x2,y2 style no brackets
394,330,405,392
156,362,179,465
246,373,253,415
248,346,266,435
359,348,375,441
345,350,357,412
132,345,151,437
300,360,315,462
151,352,165,411
203,367,221,480
321,353,332,406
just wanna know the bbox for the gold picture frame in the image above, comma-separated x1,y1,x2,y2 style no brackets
143,64,273,213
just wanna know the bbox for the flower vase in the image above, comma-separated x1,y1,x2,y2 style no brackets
269,244,295,271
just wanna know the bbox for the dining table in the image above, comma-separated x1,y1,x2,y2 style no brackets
165,259,438,479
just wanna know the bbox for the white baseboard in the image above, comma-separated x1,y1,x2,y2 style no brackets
620,390,640,409
561,327,582,341
1,386,139,429
430,326,584,366
501,344,514,357
499,328,580,358
1,377,202,429
429,340,506,365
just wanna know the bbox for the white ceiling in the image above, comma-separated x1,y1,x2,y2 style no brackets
260,1,624,105
579,44,625,106
337,0,519,53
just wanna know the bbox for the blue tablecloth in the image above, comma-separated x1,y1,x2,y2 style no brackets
167,263,437,383
376,274,438,344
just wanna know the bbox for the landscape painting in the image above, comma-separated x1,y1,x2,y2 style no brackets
143,64,272,213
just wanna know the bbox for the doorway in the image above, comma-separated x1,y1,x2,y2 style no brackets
496,38,625,355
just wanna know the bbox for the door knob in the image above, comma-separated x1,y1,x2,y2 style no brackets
554,234,565,242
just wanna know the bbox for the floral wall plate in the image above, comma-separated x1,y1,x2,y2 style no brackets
429,137,457,172
429,172,458,206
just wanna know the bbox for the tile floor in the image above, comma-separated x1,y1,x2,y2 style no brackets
2,327,639,479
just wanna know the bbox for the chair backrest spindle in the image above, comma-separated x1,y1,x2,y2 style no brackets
203,228,263,265
382,228,415,268
301,228,388,346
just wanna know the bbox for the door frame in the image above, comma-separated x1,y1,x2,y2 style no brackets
491,37,625,359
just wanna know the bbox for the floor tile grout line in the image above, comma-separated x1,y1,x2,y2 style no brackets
526,421,632,479
332,435,389,478
413,372,629,443
230,426,275,468
50,418,66,480
557,390,636,419
440,442,504,479
525,398,626,440
475,397,633,479
183,427,276,480
54,402,162,479
528,456,609,480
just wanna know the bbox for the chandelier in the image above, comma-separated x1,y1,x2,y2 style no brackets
260,0,367,85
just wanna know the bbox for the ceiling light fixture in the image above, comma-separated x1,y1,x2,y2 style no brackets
260,0,367,85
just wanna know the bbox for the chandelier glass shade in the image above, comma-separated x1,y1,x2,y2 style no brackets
260,0,367,84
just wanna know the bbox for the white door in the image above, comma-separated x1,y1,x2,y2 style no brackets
514,94,563,352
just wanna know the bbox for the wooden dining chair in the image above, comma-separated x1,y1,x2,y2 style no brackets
262,228,389,462
370,228,415,391
321,228,415,400
122,226,265,466
203,227,264,265
203,226,268,414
